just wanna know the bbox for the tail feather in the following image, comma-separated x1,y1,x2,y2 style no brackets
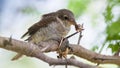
11,53,23,61
21,32,29,39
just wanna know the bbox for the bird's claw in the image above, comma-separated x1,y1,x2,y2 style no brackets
67,46,73,52
57,38,71,59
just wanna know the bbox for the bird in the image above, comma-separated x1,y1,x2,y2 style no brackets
11,9,79,60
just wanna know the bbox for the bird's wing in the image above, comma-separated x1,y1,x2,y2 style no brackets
21,14,57,39
42,12,56,18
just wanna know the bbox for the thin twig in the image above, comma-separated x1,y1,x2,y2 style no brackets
64,32,79,39
58,37,64,48
77,24,83,45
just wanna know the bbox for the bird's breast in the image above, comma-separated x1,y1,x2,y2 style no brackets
30,22,70,44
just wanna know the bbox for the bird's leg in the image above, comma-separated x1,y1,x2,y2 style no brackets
57,38,73,59
57,39,70,68
57,37,64,59
57,28,83,58
57,31,80,59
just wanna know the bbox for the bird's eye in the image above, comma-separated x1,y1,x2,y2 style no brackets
63,15,69,20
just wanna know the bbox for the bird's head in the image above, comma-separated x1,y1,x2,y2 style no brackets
56,9,79,31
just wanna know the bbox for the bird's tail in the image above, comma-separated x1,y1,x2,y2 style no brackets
11,53,23,61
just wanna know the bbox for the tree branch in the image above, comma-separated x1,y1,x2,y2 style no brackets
0,36,97,68
0,36,120,68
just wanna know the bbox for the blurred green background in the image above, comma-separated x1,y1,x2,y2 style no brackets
0,0,120,68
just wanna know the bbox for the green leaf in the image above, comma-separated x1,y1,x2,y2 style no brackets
108,0,120,5
108,42,120,53
68,0,90,17
106,20,120,41
103,5,113,23
91,45,99,52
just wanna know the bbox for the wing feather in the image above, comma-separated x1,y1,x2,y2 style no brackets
21,13,57,39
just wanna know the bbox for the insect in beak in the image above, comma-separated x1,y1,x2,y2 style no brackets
70,19,84,32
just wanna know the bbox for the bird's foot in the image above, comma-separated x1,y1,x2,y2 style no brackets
57,46,73,59
57,38,73,59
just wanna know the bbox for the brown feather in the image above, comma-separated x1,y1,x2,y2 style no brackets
21,13,57,39
21,9,76,40
14,9,76,61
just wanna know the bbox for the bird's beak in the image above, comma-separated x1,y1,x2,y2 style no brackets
69,19,78,30
70,19,84,32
